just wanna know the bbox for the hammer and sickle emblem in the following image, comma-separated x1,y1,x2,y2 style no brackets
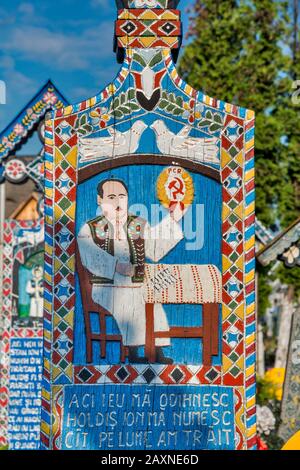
168,177,184,200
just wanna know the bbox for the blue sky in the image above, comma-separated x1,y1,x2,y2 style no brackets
0,0,194,140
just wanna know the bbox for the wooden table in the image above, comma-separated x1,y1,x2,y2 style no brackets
143,264,222,365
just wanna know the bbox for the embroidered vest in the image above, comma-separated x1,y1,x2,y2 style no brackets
88,214,146,284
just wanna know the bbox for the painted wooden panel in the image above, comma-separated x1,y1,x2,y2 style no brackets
0,220,44,449
41,0,256,450
0,81,68,449
279,308,300,443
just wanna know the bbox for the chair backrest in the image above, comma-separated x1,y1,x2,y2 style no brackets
75,242,99,313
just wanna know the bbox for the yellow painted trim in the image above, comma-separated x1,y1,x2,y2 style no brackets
44,329,51,342
245,138,254,151
246,333,255,346
245,168,255,182
44,272,52,284
282,431,300,450
246,110,255,120
245,270,255,284
62,105,73,117
245,364,255,377
247,396,256,409
44,137,53,146
245,236,255,252
42,389,51,401
245,201,255,217
41,421,50,435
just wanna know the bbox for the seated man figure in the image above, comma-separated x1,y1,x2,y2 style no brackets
77,178,186,364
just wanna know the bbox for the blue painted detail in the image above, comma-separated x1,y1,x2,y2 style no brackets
44,290,52,303
41,409,51,425
246,353,255,367
226,231,239,244
246,323,256,336
44,180,53,188
245,128,255,141
245,159,254,171
227,176,240,189
246,292,255,306
245,225,255,239
246,191,255,205
245,259,255,273
247,415,256,427
44,263,52,275
246,384,256,399
53,374,73,385
239,108,247,119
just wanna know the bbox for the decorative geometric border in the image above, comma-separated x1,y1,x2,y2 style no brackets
244,114,256,449
41,49,256,450
116,8,181,50
0,219,44,447
0,81,67,163
73,365,222,385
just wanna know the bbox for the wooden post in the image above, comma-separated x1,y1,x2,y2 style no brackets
275,285,295,369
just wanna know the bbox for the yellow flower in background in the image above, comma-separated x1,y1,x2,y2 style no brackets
264,368,285,401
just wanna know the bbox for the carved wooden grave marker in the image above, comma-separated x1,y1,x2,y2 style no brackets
0,220,44,449
41,0,256,450
0,82,67,449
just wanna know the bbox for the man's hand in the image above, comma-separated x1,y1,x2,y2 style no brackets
116,262,135,277
171,203,188,222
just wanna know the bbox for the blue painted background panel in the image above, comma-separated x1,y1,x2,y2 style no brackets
74,165,222,365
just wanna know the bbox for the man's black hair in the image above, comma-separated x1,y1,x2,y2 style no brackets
97,178,128,198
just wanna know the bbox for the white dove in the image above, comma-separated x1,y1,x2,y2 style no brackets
79,120,147,162
150,120,219,165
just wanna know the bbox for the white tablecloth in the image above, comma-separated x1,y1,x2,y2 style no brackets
143,264,221,304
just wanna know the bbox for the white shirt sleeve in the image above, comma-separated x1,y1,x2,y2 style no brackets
77,223,117,279
145,214,184,262
26,280,34,295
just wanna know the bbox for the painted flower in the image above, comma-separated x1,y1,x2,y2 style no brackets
43,91,58,106
90,107,110,129
13,123,25,136
2,137,13,149
257,436,268,450
256,405,276,436
107,84,117,95
183,99,204,124
264,368,285,401
282,244,300,266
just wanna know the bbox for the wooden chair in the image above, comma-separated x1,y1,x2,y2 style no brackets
76,246,128,364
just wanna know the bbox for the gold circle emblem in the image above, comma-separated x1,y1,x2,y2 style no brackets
157,166,194,209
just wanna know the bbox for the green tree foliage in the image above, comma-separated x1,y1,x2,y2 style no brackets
179,0,300,303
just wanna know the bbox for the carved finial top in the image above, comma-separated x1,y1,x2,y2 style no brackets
115,1,180,8
114,0,182,63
